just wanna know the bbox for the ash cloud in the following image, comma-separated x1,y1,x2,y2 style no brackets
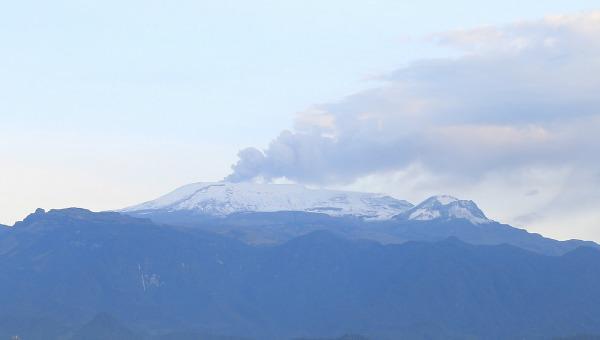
227,12,600,185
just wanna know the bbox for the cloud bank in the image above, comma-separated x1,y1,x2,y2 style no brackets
227,12,600,187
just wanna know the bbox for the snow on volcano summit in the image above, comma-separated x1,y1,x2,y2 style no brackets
399,195,492,224
122,182,414,220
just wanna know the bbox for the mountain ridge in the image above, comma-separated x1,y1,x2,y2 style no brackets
116,182,600,256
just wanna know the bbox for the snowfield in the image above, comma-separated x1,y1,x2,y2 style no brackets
122,182,414,220
123,182,492,224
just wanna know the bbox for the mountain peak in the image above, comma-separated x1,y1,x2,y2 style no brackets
398,195,492,225
122,181,414,220
426,195,460,205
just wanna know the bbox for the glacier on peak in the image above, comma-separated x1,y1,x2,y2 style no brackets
400,195,492,224
122,182,492,224
121,181,414,220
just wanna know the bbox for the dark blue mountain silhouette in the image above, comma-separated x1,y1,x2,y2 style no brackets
1,208,600,339
127,209,598,256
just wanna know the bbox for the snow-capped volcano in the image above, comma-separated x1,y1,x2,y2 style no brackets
122,182,493,224
122,182,414,220
398,195,492,224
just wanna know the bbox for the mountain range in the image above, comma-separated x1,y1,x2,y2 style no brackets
1,182,600,339
1,208,600,339
122,182,596,256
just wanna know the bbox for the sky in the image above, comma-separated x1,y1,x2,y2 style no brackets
1,1,600,241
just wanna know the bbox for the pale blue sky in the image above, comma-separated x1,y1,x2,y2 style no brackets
2,1,600,240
